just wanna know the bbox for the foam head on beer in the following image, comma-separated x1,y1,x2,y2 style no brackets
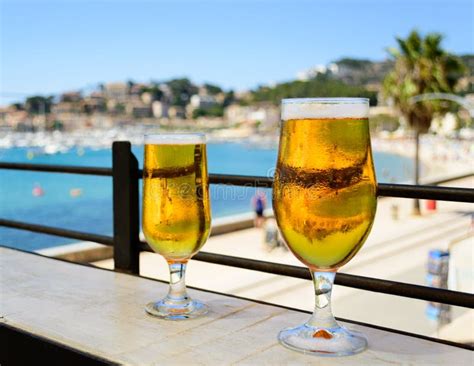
144,133,206,145
273,98,377,271
281,97,370,120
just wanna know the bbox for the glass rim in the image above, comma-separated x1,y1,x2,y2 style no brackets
282,97,369,105
144,133,206,144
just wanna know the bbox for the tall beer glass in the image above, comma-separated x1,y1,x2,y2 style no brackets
273,98,377,355
142,133,211,320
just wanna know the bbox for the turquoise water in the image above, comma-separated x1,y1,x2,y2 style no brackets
0,143,412,251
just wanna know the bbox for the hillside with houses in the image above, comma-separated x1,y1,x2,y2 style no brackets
1,56,472,134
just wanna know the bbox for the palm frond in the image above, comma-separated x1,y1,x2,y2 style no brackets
383,30,466,132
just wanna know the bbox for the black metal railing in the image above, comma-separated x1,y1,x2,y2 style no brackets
1,142,473,314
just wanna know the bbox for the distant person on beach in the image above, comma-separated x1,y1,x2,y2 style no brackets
252,190,267,228
32,183,44,197
263,217,278,251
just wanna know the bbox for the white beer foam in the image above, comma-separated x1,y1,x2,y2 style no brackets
281,98,369,120
145,133,206,145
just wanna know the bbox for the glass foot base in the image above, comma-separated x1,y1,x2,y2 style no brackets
145,298,208,320
278,323,367,356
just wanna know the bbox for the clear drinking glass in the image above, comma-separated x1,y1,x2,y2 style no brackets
142,133,211,320
272,98,377,355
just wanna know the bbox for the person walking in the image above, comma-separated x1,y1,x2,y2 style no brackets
252,190,267,228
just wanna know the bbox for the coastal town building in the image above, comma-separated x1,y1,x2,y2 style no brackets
297,63,338,81
82,92,106,114
104,82,129,102
168,105,186,119
125,101,152,118
140,92,154,105
224,103,279,129
432,113,463,136
224,104,250,124
152,101,169,119
190,94,217,109
0,106,29,129
129,83,147,98
51,102,82,115
186,94,218,117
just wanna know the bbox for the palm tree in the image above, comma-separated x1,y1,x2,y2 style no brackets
383,31,465,215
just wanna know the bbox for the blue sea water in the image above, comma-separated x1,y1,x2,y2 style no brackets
0,143,413,251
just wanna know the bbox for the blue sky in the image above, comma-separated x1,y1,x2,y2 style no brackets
1,0,473,105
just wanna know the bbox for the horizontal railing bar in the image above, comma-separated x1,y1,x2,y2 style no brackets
1,163,472,202
209,173,273,187
207,173,474,203
138,241,474,308
139,171,474,186
0,162,113,176
138,170,274,186
0,219,114,246
139,170,274,187
377,183,474,202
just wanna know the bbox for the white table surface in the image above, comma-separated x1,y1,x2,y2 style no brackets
1,247,472,365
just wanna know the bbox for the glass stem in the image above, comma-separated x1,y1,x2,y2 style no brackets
307,271,338,329
166,262,190,302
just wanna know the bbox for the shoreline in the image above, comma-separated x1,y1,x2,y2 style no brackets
1,129,472,183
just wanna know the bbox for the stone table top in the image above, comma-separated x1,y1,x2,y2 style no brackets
1,247,471,365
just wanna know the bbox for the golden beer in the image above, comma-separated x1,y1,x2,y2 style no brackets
142,142,211,263
273,116,377,271
274,99,375,355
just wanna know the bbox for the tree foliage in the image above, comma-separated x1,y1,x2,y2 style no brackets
192,105,224,119
223,90,235,107
140,85,163,101
251,75,377,105
25,96,54,114
203,83,223,95
459,55,474,76
11,103,24,111
336,58,373,70
166,78,198,107
383,31,466,133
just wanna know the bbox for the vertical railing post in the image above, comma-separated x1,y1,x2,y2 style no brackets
112,141,140,274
